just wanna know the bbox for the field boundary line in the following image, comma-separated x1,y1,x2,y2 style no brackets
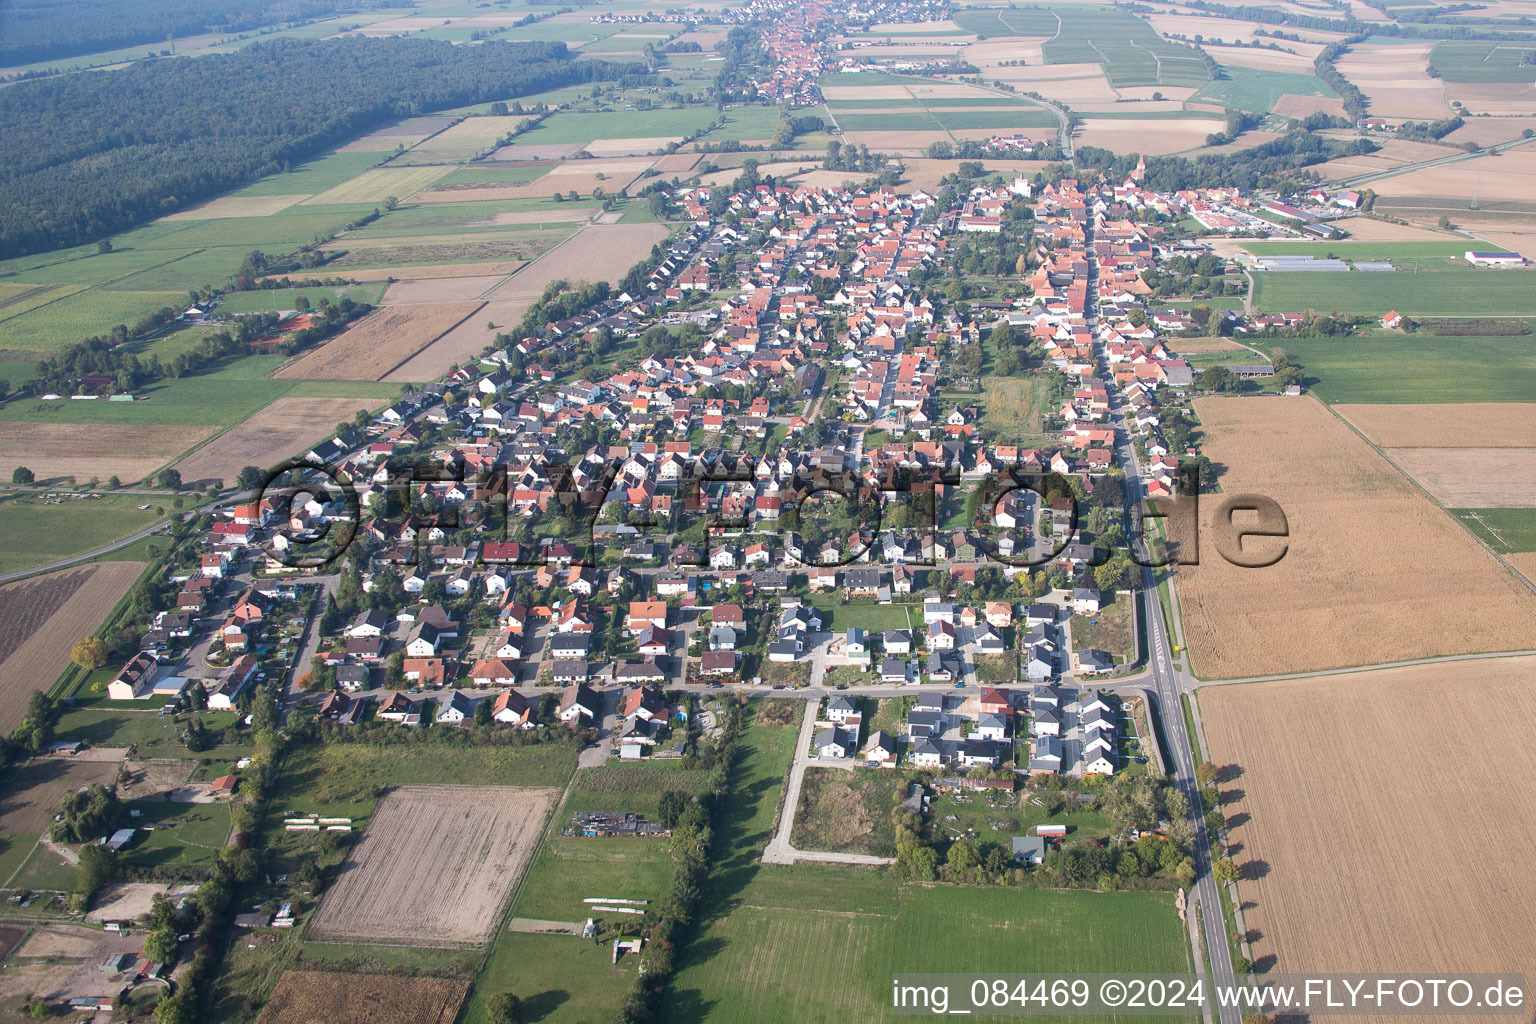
372,300,488,381
1197,646,1536,686
1320,400,1536,599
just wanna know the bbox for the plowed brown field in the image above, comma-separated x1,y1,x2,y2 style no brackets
1340,404,1536,448
274,302,483,381
257,971,467,1024
174,397,389,486
1171,397,1536,677
1201,658,1536,1006
0,562,143,731
307,785,555,944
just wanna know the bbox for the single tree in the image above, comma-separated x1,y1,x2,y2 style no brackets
1213,857,1240,886
157,467,182,491
486,992,524,1024
236,466,265,492
12,466,34,485
71,636,109,671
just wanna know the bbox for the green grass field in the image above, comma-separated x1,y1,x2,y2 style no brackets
952,6,1212,87
1428,40,1536,82
666,880,1192,1023
1251,267,1536,316
1244,240,1471,259
0,288,185,351
520,106,719,145
1192,64,1336,112
1452,508,1536,553
804,596,919,633
0,494,165,575
1256,333,1536,402
228,150,385,198
120,799,234,871
53,708,254,760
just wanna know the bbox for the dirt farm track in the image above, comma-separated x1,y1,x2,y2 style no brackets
1202,657,1536,1015
306,785,555,945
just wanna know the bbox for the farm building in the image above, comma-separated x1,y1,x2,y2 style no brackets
1465,250,1525,268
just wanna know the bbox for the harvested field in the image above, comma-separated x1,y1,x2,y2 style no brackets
651,152,701,173
1271,93,1347,118
586,135,682,156
1383,447,1536,506
1441,115,1536,147
1335,42,1452,119
467,209,595,227
1170,397,1536,677
1325,216,1459,241
0,421,216,484
301,166,452,206
1368,145,1536,200
174,397,388,485
1312,137,1464,182
381,276,507,303
698,160,821,186
0,759,119,839
1144,12,1264,41
161,195,311,220
274,302,484,381
1338,403,1536,447
487,142,585,161
307,785,554,944
323,239,557,269
1075,118,1219,154
544,156,655,178
257,971,468,1024
488,223,668,299
1168,337,1246,353
822,84,921,100
895,157,1051,192
1208,45,1324,73
336,261,525,282
382,298,534,382
1201,659,1536,998
1447,80,1536,115
0,562,144,732
1509,551,1536,584
414,185,575,204
839,130,964,154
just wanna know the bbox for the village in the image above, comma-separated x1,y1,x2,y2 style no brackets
80,149,1368,790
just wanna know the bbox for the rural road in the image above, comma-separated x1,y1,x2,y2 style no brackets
761,698,895,867
0,519,176,585
1091,218,1241,1022
1333,131,1536,189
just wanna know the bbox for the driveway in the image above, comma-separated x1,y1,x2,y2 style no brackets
762,698,894,867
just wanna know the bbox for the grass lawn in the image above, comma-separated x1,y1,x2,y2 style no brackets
1451,507,1536,553
518,107,719,145
807,595,918,633
6,842,77,893
790,766,903,856
977,375,1052,442
119,799,233,871
1254,333,1536,403
462,932,640,1024
0,493,164,575
1070,592,1135,665
1251,267,1536,316
666,881,1192,1023
509,835,678,922
54,708,255,760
